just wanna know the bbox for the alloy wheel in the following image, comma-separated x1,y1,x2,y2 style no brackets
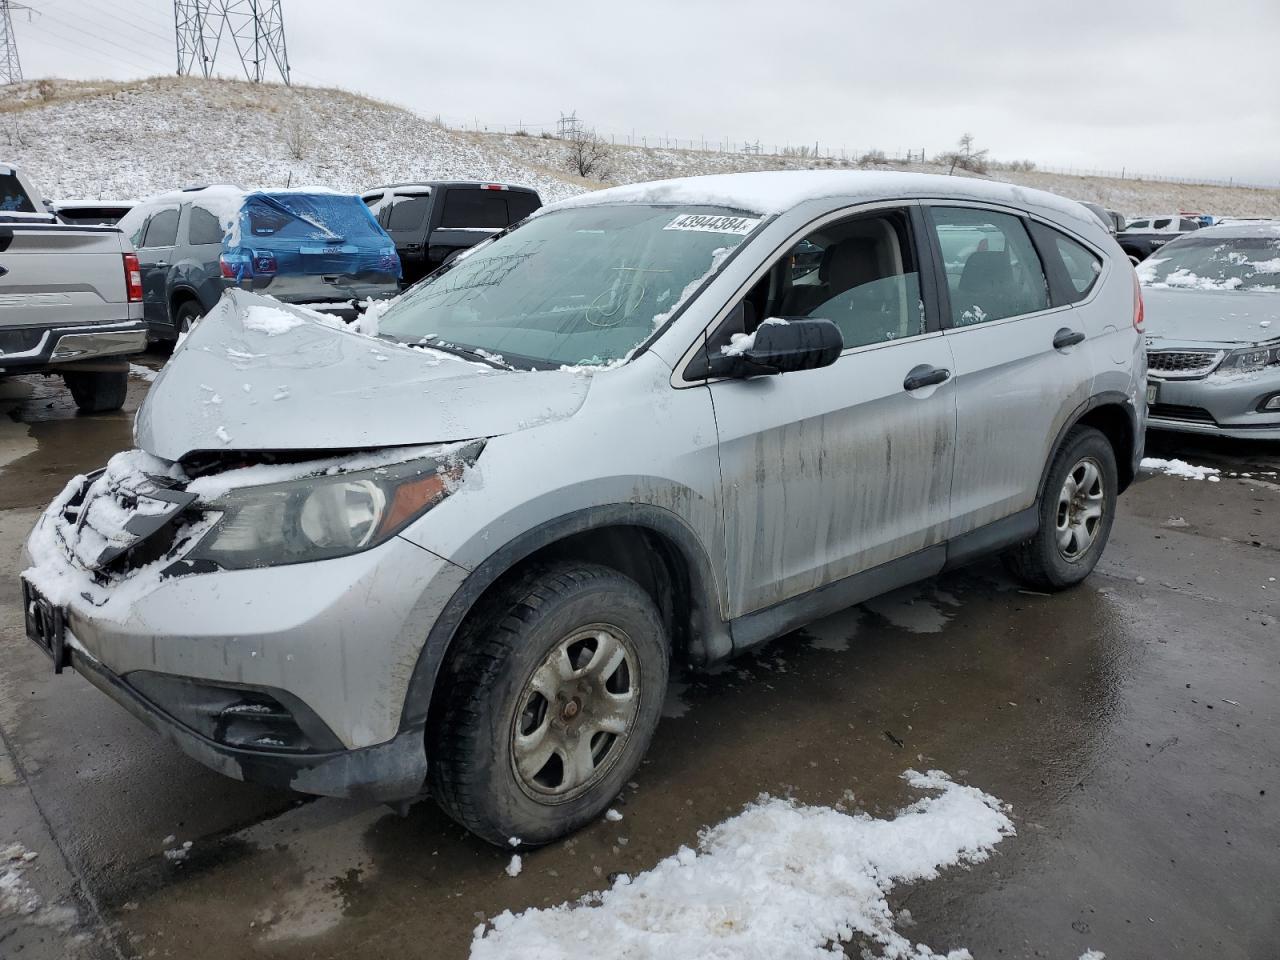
510,625,640,803
1055,457,1105,561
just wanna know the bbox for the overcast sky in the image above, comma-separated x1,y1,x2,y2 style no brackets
13,0,1280,184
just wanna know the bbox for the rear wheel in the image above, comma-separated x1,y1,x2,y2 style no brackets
428,563,668,847
174,300,204,337
1002,426,1117,591
63,370,128,414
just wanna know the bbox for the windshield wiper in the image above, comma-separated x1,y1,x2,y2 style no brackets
403,336,514,370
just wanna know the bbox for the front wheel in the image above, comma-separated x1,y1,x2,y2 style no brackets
63,370,128,413
428,563,668,847
1002,426,1118,591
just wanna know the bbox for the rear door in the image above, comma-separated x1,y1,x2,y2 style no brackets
181,203,228,312
380,192,433,283
706,203,957,619
924,203,1094,538
134,205,180,328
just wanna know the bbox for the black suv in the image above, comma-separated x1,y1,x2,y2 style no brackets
361,182,541,286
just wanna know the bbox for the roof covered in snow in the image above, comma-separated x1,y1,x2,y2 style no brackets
1191,220,1280,239
547,170,1095,225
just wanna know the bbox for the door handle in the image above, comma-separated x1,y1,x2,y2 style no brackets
153,261,170,269
1053,327,1086,349
903,364,951,391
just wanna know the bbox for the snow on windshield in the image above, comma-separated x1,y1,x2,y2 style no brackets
1138,235,1280,291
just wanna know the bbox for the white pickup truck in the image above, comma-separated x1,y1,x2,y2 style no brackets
1,163,147,412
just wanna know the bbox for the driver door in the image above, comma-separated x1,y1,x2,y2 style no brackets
705,203,957,624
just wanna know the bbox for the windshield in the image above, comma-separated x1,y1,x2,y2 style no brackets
1137,235,1280,291
375,204,759,368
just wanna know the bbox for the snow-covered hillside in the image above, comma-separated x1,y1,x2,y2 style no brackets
1,77,585,203
482,130,1280,220
5,75,1279,221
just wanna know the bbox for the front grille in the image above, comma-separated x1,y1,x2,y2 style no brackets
1147,349,1224,378
1149,403,1217,424
57,469,197,572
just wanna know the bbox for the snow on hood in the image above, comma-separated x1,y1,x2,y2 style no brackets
1141,286,1280,347
134,291,592,462
544,170,1093,226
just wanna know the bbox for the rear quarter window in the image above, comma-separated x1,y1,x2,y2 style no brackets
507,192,541,223
187,205,226,245
1029,221,1102,304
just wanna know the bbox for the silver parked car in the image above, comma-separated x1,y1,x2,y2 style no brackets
22,172,1145,845
1139,221,1280,439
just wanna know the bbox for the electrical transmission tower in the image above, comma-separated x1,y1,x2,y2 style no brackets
174,1,290,85
1,1,33,85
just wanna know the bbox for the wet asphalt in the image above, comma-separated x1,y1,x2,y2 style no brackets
0,362,1276,960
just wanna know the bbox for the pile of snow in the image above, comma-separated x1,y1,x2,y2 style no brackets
471,770,1014,960
1140,457,1222,481
5,77,582,204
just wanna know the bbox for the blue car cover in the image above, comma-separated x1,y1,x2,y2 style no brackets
222,191,401,281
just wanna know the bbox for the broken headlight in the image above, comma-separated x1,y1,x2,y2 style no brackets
187,443,482,569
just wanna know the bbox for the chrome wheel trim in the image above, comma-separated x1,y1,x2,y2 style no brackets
1055,456,1105,561
510,625,640,804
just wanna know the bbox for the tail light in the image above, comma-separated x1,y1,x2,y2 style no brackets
481,183,509,191
1132,270,1145,332
123,253,143,302
220,251,276,279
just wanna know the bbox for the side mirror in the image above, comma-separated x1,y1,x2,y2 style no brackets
712,318,843,378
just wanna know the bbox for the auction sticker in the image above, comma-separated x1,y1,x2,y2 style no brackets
664,213,761,235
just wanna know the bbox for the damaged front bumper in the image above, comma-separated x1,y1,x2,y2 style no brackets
22,459,470,803
68,636,430,802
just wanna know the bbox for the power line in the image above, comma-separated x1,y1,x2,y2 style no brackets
31,4,175,71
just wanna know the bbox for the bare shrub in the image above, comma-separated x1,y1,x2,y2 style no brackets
513,128,529,137
539,131,555,139
858,149,888,167
565,128,612,180
283,114,310,161
36,79,56,102
938,133,990,175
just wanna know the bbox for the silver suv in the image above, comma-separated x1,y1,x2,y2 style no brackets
23,172,1145,846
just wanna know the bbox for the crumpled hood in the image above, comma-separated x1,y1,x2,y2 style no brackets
1142,287,1280,348
135,290,592,461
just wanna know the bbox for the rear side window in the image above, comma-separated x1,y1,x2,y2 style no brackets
440,190,509,229
187,205,225,245
142,208,179,247
928,207,1049,326
386,196,431,232
0,173,36,213
1179,219,1200,231
1125,220,1149,231
1153,218,1172,230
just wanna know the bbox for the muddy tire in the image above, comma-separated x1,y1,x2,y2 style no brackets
427,563,668,847
63,370,128,414
1003,426,1117,591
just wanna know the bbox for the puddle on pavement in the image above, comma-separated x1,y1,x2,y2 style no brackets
0,373,148,510
105,559,1133,959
